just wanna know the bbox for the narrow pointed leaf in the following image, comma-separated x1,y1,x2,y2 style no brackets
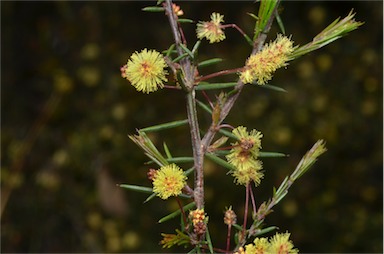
129,131,168,166
192,40,201,55
257,84,287,93
259,152,288,157
196,100,212,114
142,6,164,12
164,44,176,57
144,153,165,167
195,82,238,91
255,226,278,236
178,18,194,23
233,223,243,231
247,12,258,21
140,119,188,132
218,129,237,140
118,184,153,194
158,202,196,223
188,248,197,254
205,153,236,171
275,176,289,196
144,193,157,203
167,157,194,164
172,52,189,63
212,150,230,156
163,142,172,159
146,157,195,165
210,136,229,149
205,226,214,254
197,58,223,68
184,166,195,176
276,11,286,34
243,33,254,46
179,44,194,58
275,191,288,205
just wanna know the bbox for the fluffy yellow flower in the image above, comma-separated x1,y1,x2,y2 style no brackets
267,232,299,254
152,164,187,199
245,237,269,254
121,49,168,93
189,209,205,226
226,126,263,170
253,237,269,254
239,232,298,254
196,12,226,43
226,126,264,185
240,35,294,85
232,160,264,186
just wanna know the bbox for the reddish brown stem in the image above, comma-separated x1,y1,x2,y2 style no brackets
242,183,250,241
176,197,187,226
221,24,248,38
202,90,214,109
196,68,243,83
217,124,234,130
226,224,232,253
249,183,257,215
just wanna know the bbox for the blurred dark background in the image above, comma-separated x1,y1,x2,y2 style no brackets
1,1,382,253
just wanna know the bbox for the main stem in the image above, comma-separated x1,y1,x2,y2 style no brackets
186,91,204,209
165,0,204,209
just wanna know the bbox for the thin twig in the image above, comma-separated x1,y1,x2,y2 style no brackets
226,224,232,253
249,183,257,215
195,67,243,83
242,183,250,242
176,197,188,226
202,90,214,109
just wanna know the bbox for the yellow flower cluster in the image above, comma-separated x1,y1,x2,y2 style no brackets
240,35,294,85
235,232,298,254
121,49,168,93
226,126,264,186
152,164,187,200
189,209,205,226
196,13,226,43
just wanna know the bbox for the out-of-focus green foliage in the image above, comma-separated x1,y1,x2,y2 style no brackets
1,1,382,253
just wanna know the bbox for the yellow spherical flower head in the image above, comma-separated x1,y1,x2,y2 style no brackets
253,237,270,254
232,160,263,186
121,49,168,94
196,12,226,43
242,237,269,254
189,208,205,226
240,34,294,85
268,232,298,254
152,164,187,200
226,126,263,171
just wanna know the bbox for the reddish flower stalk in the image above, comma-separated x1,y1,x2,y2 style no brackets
221,23,248,39
196,67,243,83
249,183,257,214
226,223,232,253
176,197,187,226
242,183,250,242
201,90,214,109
